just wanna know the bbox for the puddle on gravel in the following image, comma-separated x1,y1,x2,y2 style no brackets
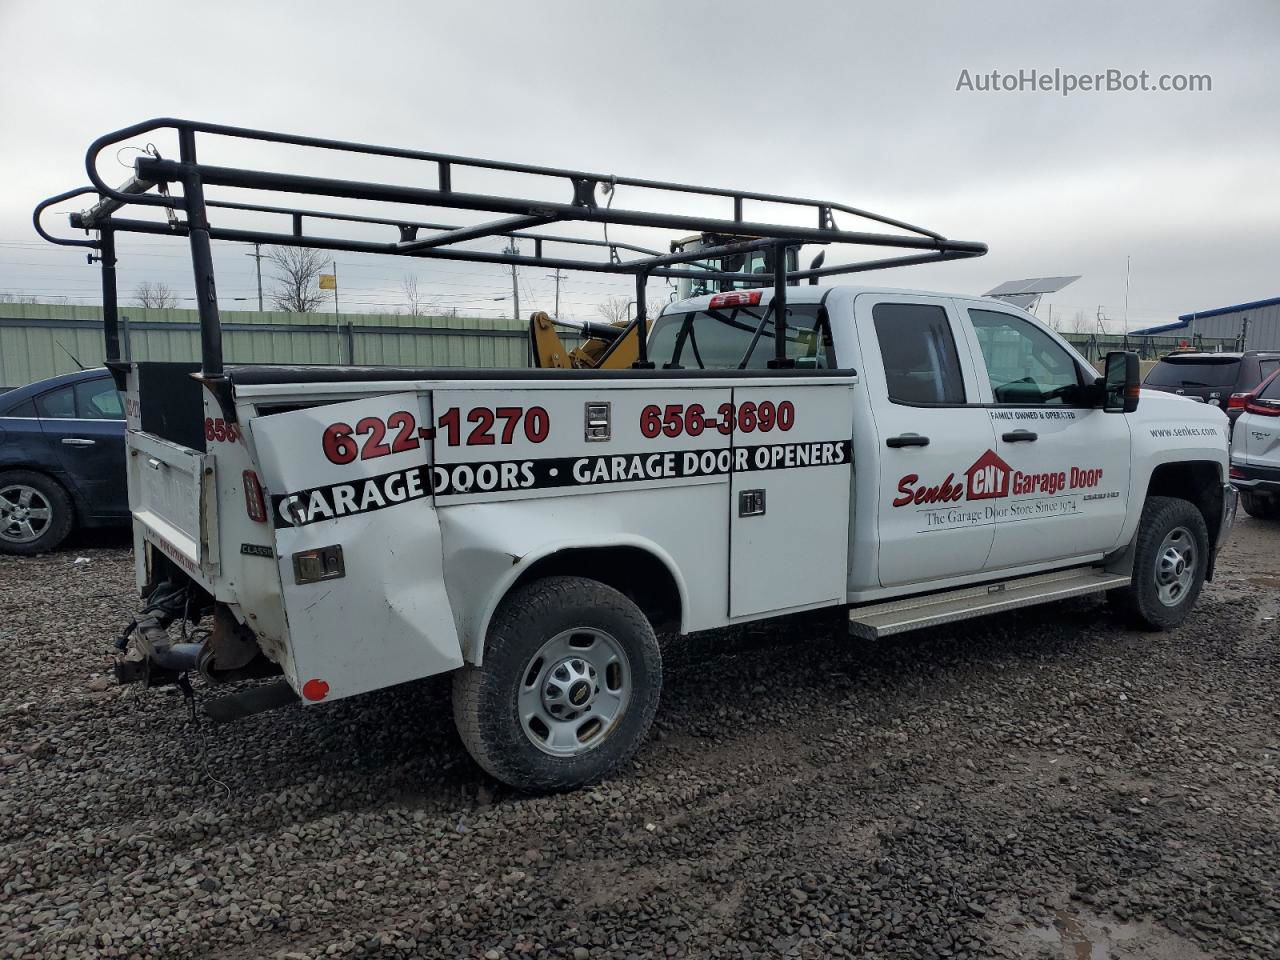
1023,909,1208,960
1026,911,1138,959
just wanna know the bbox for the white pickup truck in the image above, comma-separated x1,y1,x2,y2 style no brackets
114,285,1233,790
35,121,1235,791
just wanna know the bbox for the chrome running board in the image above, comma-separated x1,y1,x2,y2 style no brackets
848,567,1131,639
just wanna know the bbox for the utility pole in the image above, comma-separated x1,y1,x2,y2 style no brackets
546,269,564,316
504,240,520,324
244,243,264,310
1123,255,1131,333
332,260,341,364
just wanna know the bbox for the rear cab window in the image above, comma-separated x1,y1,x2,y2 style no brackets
646,302,834,370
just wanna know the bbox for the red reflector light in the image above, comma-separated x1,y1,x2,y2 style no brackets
708,290,762,309
1230,466,1245,479
243,470,267,523
1228,393,1251,409
302,678,330,701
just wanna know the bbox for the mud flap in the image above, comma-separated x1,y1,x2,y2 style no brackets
250,392,462,703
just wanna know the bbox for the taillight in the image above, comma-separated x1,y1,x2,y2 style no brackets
1244,399,1280,417
243,470,267,522
708,290,762,309
1228,393,1251,409
1230,466,1245,479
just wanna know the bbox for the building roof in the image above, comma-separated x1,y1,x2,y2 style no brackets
1177,296,1280,323
1129,320,1190,336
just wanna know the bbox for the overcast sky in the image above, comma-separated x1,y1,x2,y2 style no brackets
1,0,1276,330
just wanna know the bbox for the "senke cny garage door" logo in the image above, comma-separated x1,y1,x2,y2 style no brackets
893,449,1103,508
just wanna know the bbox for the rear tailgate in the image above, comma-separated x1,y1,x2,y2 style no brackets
127,429,218,583
1144,356,1241,411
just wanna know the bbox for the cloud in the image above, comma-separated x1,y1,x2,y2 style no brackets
2,0,1276,325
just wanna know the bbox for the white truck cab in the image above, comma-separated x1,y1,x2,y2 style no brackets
35,120,1236,791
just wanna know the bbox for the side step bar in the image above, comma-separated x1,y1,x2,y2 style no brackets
848,567,1130,639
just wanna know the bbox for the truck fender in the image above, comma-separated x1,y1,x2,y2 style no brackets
1119,454,1225,550
458,533,690,666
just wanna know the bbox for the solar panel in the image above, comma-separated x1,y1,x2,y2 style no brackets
990,293,1041,310
984,276,1081,297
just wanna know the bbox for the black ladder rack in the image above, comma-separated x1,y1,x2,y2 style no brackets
33,117,987,381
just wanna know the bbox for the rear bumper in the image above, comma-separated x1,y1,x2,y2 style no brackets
1229,461,1280,493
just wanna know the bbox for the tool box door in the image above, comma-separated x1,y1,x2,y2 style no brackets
250,391,462,703
728,382,854,618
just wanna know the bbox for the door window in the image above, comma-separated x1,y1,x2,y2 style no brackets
969,309,1083,405
872,302,965,404
74,378,125,419
34,385,76,419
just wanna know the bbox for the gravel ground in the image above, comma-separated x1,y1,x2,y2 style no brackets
1,518,1277,960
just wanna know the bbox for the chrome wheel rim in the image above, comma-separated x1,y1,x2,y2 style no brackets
0,484,52,544
518,627,631,757
1154,525,1196,607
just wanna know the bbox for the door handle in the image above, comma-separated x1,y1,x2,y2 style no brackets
60,438,96,447
886,434,929,448
1001,430,1038,442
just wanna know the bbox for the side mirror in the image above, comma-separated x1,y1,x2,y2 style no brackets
1103,350,1140,413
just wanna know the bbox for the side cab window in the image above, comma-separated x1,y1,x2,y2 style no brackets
871,302,966,405
967,309,1087,405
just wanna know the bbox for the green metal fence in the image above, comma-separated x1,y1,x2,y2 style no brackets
0,301,1245,392
0,303,531,389
1062,331,1239,362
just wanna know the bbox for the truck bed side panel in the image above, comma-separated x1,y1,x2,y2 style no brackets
250,391,461,702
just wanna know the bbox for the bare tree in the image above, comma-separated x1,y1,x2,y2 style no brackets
401,274,433,316
595,295,631,326
134,281,177,309
266,246,329,313
0,292,39,304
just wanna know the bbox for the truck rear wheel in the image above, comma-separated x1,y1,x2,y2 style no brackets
1109,496,1208,631
452,575,662,792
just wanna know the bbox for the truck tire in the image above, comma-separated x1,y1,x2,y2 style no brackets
1109,496,1208,631
452,575,662,792
1239,491,1280,520
0,470,74,556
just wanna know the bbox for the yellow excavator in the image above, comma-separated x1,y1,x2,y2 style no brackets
527,311,645,370
528,234,804,370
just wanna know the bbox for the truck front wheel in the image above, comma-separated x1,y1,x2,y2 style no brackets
452,575,662,792
1110,496,1208,631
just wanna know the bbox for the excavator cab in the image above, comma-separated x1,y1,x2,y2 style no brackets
671,234,800,301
